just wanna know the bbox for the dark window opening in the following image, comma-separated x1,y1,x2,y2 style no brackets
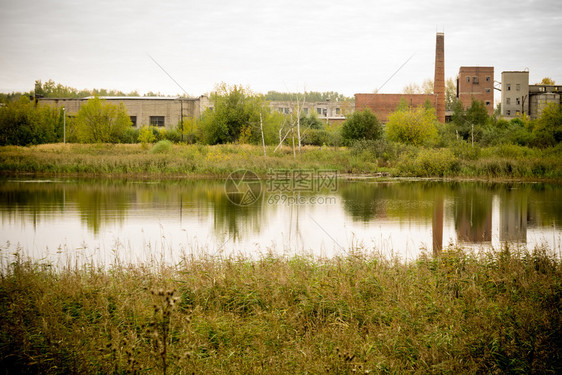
150,116,165,127
130,116,137,126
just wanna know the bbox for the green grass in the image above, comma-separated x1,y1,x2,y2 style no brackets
0,142,561,180
1,245,561,374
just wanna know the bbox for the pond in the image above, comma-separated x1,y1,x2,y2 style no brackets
1,175,561,268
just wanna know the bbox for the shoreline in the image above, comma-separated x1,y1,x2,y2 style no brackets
1,143,561,183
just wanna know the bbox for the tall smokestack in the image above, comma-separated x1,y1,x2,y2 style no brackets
434,32,445,123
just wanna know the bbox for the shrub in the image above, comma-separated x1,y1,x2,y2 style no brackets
150,139,173,154
164,128,182,143
341,109,383,145
351,139,397,162
119,127,139,143
301,129,330,146
138,126,156,149
398,148,458,176
451,141,481,160
386,105,438,146
75,97,132,143
0,97,62,145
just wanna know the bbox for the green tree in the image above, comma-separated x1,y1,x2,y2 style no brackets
451,99,489,142
265,91,352,102
385,105,438,146
341,109,383,145
300,112,323,130
402,78,434,95
199,83,280,145
532,103,562,147
538,77,555,85
75,97,132,143
445,78,457,111
0,96,62,145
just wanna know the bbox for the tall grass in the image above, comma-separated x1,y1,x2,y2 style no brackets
0,143,561,179
1,245,560,374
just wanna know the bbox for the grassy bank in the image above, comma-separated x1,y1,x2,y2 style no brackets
1,143,561,180
1,246,560,374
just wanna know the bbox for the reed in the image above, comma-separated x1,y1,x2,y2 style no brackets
0,143,561,179
1,245,560,374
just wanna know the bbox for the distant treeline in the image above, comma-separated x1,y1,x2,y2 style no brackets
265,90,353,102
0,80,174,103
1,80,354,103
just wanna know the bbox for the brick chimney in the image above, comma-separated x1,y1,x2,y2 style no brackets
434,32,445,123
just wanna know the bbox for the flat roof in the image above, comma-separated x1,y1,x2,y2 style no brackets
84,96,181,100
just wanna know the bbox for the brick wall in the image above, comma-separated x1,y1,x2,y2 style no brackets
354,93,437,123
457,66,494,115
434,33,445,123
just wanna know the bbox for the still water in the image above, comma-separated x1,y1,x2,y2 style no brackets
1,178,561,267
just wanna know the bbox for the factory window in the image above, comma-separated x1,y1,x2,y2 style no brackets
516,98,521,105
323,108,328,116
150,116,165,127
486,88,491,93
506,98,511,105
486,76,491,82
336,108,341,115
506,110,511,116
507,84,511,91
516,84,521,91
472,76,478,84
285,108,290,114
317,108,322,115
485,101,491,106
466,77,470,82
129,116,137,127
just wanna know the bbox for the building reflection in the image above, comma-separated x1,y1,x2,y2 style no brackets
499,190,527,243
454,190,492,244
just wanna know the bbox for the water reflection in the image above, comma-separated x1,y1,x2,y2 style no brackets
0,178,560,265
452,185,492,243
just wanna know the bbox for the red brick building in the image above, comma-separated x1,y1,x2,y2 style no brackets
457,66,494,115
354,93,436,123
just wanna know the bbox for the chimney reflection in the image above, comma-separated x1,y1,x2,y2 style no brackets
432,196,444,255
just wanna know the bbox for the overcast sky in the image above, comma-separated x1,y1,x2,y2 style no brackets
1,0,561,98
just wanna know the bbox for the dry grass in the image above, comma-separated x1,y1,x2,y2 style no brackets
1,143,561,179
1,245,561,374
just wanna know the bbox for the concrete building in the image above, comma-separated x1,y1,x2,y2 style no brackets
501,71,562,120
457,66,494,115
267,100,353,124
501,71,529,118
354,32,444,123
39,96,210,129
529,84,562,120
